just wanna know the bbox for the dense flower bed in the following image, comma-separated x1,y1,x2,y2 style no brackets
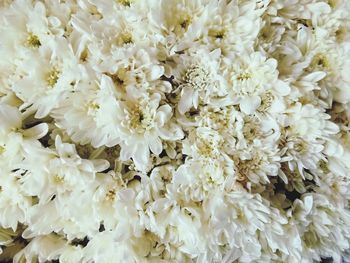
0,0,350,262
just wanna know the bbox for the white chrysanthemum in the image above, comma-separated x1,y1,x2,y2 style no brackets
171,47,225,114
0,104,49,230
0,0,55,62
1,0,350,262
13,234,68,263
288,194,350,262
115,92,183,171
52,75,120,148
201,0,267,55
96,49,169,100
223,51,290,114
199,190,290,263
279,103,339,176
159,0,211,50
18,136,108,240
281,22,350,105
9,39,84,118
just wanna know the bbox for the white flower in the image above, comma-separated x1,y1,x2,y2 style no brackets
201,0,266,55
1,0,350,262
115,93,183,171
159,0,210,48
223,51,290,114
52,75,120,148
171,47,225,114
13,234,67,263
289,194,350,262
10,39,83,118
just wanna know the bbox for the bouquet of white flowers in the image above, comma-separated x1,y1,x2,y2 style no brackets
1,0,350,262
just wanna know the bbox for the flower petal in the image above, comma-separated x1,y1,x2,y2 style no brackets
149,136,162,155
178,85,194,115
155,105,172,126
22,123,48,139
239,96,261,115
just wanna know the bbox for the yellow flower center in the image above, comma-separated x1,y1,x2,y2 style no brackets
184,64,211,91
311,53,330,70
173,12,192,35
180,18,191,29
89,102,100,110
0,145,5,154
303,227,321,248
319,160,330,173
116,31,133,46
336,26,346,42
293,138,308,154
208,28,225,39
117,0,132,6
80,49,89,62
127,103,154,133
328,0,336,8
234,154,262,183
236,71,252,81
105,189,116,202
46,68,60,87
26,33,41,48
86,101,100,116
53,175,64,184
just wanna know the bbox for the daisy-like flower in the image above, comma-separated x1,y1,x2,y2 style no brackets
223,51,290,114
115,93,183,171
52,75,120,148
159,0,210,46
0,0,55,59
172,47,225,114
172,127,235,200
201,0,267,55
232,146,281,186
289,194,350,262
18,135,108,241
278,103,339,178
202,190,289,263
100,49,168,100
1,0,350,262
12,234,68,263
10,38,84,118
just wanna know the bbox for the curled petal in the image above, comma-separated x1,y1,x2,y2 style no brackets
23,123,48,139
149,136,162,155
155,105,172,126
178,85,194,115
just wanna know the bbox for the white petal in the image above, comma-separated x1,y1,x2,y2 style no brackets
149,136,162,155
133,143,150,170
307,2,331,14
334,87,350,104
239,96,261,115
304,195,313,214
275,80,290,96
192,90,199,109
120,143,135,161
159,124,184,141
155,105,172,126
302,71,326,82
0,104,22,132
91,159,110,172
23,123,48,139
148,65,164,81
178,86,194,115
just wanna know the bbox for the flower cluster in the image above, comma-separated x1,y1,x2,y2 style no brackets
1,0,350,262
